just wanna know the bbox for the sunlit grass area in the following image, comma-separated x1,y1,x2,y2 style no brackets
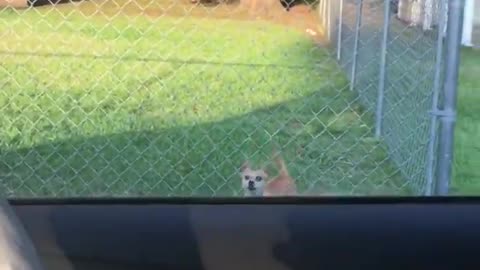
0,2,406,197
451,48,480,195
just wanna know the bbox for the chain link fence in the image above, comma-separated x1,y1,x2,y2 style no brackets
0,0,459,197
321,0,457,195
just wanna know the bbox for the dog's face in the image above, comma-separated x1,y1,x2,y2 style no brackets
239,161,268,196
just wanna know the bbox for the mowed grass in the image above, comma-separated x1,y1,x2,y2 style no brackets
451,48,480,195
0,3,406,197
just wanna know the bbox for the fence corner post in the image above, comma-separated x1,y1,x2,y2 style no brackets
425,0,447,196
350,0,363,91
374,0,391,138
336,0,344,61
435,0,465,196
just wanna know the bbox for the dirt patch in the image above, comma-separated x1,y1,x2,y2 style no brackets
50,0,325,44
0,0,27,8
192,3,324,43
274,4,324,43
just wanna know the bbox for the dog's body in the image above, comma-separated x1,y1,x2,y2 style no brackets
263,153,297,196
240,151,297,197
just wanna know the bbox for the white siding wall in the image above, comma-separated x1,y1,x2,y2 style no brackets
474,0,480,25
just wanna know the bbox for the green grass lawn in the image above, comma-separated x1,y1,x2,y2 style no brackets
0,2,408,197
451,48,480,195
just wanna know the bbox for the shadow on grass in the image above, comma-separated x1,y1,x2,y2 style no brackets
0,11,410,197
0,85,408,198
336,12,442,194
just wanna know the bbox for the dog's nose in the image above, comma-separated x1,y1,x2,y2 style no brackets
248,181,255,188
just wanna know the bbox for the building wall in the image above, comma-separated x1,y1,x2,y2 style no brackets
317,0,341,43
473,1,480,46
474,0,480,25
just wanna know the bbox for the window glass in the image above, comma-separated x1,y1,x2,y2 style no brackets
0,0,473,198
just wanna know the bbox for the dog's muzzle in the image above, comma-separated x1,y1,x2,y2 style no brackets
248,181,256,191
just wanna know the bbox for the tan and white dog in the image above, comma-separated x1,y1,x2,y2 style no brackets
239,161,268,197
240,150,297,197
263,151,297,196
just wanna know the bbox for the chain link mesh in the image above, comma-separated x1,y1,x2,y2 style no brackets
0,0,447,197
329,0,447,195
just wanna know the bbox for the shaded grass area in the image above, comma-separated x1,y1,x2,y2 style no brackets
450,48,480,195
0,4,406,197
337,10,439,193
327,2,480,195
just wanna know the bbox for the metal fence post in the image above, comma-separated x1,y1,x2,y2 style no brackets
374,0,391,138
435,0,465,196
350,0,363,91
336,0,344,61
425,0,447,196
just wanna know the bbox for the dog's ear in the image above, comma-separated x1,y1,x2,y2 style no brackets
240,161,250,172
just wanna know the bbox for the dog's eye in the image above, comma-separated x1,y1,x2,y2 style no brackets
255,176,262,181
244,175,250,180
